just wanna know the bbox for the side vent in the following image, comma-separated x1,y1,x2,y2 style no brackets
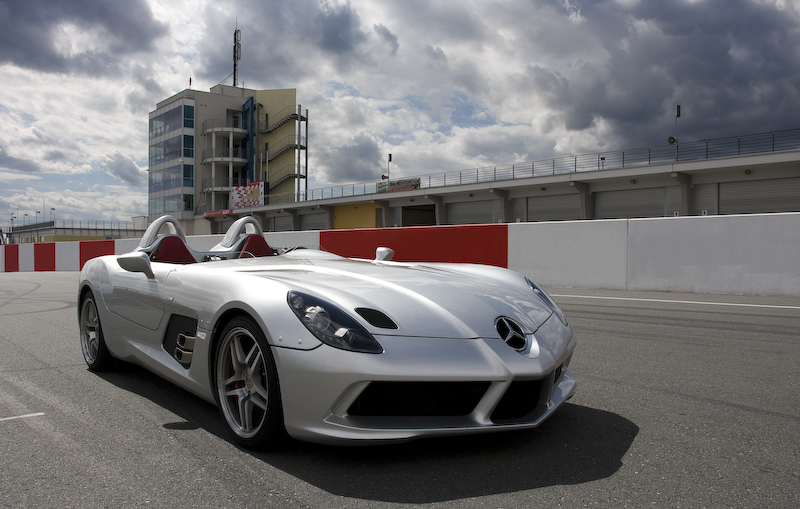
355,308,398,329
161,315,199,368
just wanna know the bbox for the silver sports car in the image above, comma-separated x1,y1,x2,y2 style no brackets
78,215,577,448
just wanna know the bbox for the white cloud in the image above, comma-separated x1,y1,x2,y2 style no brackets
0,171,42,183
102,151,148,187
0,0,798,224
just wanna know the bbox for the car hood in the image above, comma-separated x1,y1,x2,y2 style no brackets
218,251,554,339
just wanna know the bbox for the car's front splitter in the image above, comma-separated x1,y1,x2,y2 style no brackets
272,332,576,444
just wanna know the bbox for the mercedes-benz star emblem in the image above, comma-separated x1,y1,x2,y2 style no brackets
496,317,527,351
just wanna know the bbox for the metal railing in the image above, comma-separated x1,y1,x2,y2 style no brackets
267,164,306,189
202,177,249,190
268,192,306,204
304,128,800,201
266,135,307,161
202,117,247,132
259,105,308,133
202,147,248,161
11,220,140,233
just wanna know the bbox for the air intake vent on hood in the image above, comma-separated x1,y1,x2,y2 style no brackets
355,308,398,329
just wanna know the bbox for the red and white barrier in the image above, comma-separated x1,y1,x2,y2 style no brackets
3,213,800,296
0,225,505,272
2,240,117,272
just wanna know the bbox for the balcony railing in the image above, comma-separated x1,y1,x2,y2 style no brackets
202,177,249,190
202,147,248,162
303,128,800,201
202,117,248,133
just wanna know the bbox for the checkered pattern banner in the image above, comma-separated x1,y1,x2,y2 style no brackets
230,182,264,209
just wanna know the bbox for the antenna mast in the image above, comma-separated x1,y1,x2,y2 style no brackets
233,28,241,87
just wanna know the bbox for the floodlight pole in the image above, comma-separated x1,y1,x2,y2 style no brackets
675,105,681,160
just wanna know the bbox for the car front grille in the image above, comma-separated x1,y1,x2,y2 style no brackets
490,379,543,423
347,381,490,417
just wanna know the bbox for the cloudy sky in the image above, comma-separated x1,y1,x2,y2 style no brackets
1,0,799,224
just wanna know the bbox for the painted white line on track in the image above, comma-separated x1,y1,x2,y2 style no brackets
550,294,800,311
0,412,46,422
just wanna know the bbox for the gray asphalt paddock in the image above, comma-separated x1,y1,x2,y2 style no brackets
1,271,798,508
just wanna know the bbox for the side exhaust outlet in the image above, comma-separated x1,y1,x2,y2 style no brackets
174,333,196,366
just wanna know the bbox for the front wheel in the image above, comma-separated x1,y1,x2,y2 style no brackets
214,316,284,449
79,291,114,371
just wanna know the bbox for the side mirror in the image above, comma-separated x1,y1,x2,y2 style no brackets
118,252,155,279
375,247,394,261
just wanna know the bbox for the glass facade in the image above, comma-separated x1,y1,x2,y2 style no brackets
183,105,194,128
149,163,187,193
183,164,194,187
149,194,186,215
149,101,195,216
150,105,195,139
149,135,194,166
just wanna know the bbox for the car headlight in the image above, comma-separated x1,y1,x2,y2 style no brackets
287,291,384,354
526,278,569,326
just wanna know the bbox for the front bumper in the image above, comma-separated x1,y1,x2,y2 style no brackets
272,318,577,444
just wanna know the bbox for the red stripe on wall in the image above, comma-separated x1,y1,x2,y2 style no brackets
34,243,56,271
320,224,509,267
4,244,19,272
79,240,116,269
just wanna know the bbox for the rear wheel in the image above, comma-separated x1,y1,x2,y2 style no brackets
214,316,284,449
79,291,114,371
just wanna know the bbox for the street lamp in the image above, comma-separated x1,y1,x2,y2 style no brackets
36,210,41,223
50,208,55,222
24,213,28,225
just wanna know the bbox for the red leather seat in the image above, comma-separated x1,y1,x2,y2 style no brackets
238,234,274,258
149,235,197,264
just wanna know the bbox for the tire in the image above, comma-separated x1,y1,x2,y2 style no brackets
214,316,284,449
79,291,114,371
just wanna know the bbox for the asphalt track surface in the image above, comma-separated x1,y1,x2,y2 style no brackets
1,271,798,508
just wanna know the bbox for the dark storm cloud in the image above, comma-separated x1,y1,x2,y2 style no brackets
0,0,168,75
532,0,800,146
43,150,66,161
383,0,487,43
0,146,40,172
125,65,168,114
630,0,800,136
323,133,382,183
171,0,800,184
373,24,399,56
195,0,373,88
194,0,308,87
423,45,448,66
313,2,368,54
